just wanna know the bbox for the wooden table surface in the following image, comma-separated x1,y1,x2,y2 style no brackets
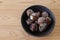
0,0,60,40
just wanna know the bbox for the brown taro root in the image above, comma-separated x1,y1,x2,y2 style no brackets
30,12,40,21
30,23,37,31
42,12,48,18
38,17,45,25
30,13,37,21
27,9,34,17
26,19,33,25
45,17,51,25
35,12,40,17
39,23,47,32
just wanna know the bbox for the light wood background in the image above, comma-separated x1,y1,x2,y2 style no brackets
0,0,60,40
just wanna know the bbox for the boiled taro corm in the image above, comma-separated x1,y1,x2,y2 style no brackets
42,12,48,18
38,17,45,25
26,19,33,25
30,12,40,21
39,23,47,32
27,9,34,17
45,17,51,25
30,23,37,31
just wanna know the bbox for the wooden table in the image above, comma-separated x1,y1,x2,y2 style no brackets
0,0,60,40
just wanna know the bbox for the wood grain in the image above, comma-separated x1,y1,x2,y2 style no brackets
0,0,60,40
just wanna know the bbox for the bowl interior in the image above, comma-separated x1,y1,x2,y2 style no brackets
21,5,55,36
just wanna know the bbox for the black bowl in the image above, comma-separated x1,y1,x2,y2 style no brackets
21,5,55,37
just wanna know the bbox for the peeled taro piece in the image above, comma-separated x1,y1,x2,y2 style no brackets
30,12,40,21
38,17,45,25
26,9,34,16
45,17,51,25
30,13,38,21
35,12,40,17
26,19,33,25
30,23,37,31
39,23,47,32
42,12,48,18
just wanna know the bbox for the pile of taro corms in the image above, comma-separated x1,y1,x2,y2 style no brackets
26,9,51,32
